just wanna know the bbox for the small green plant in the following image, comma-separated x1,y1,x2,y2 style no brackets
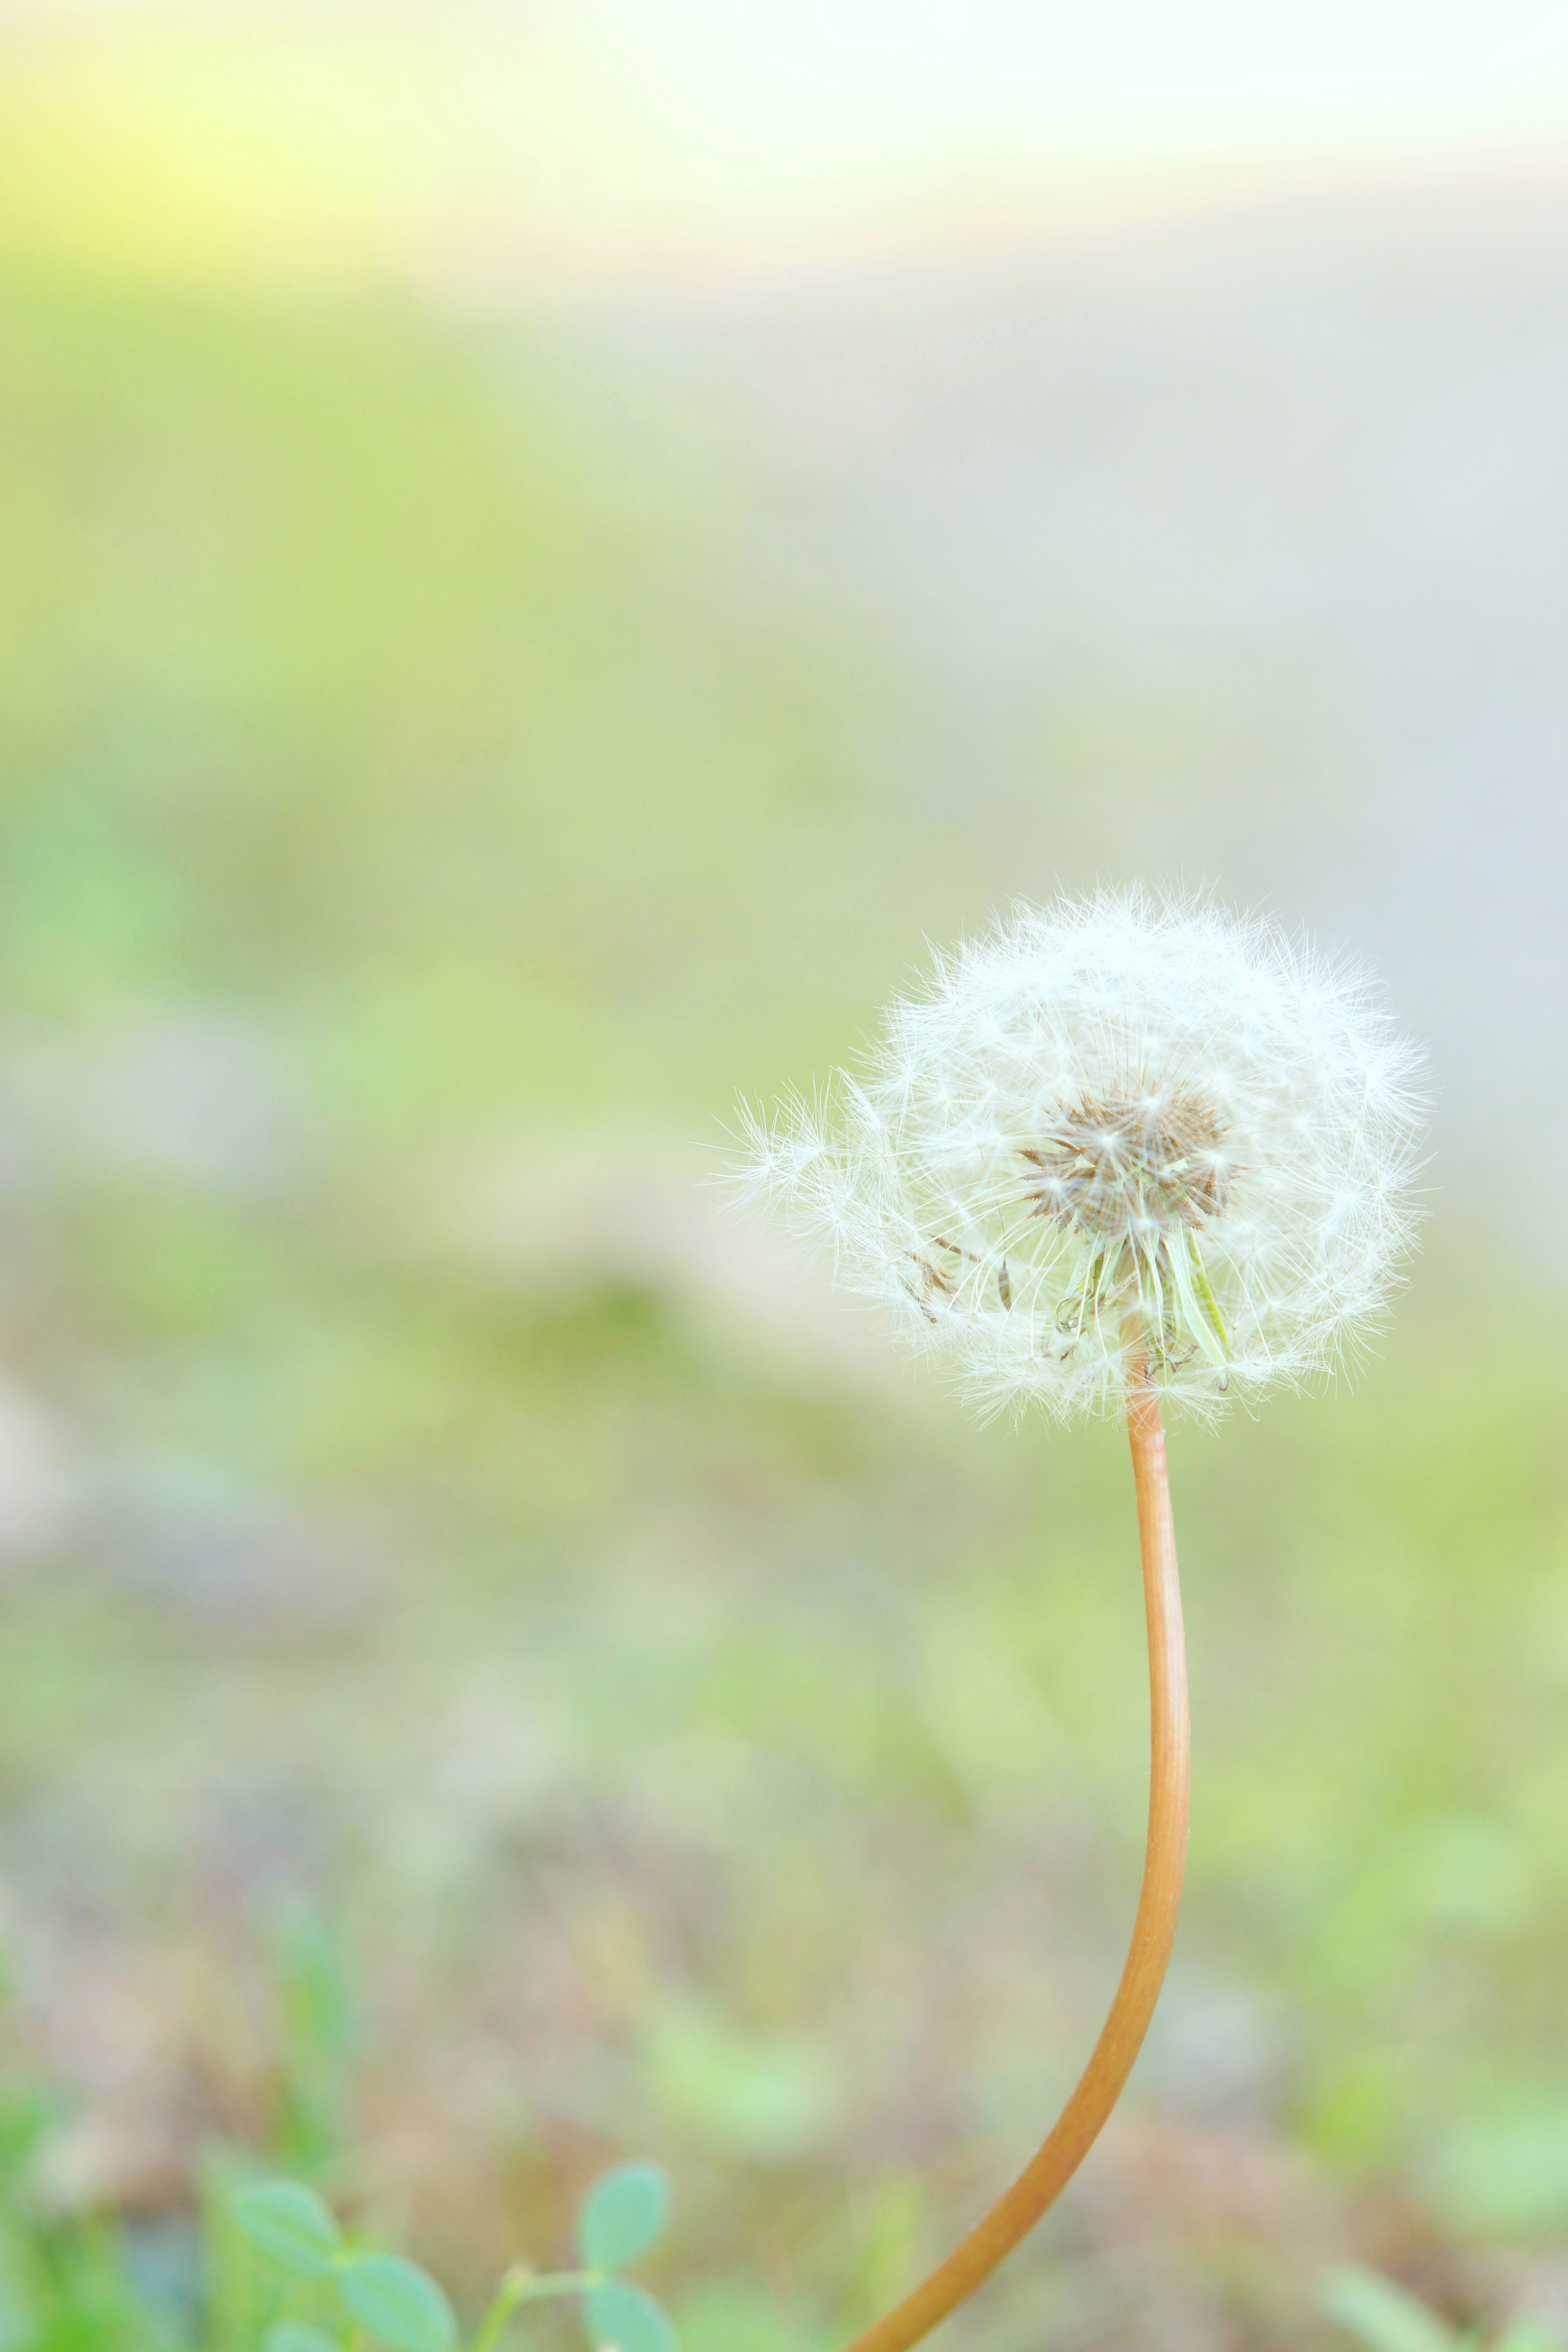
231,2163,677,2352
1322,2263,1561,2352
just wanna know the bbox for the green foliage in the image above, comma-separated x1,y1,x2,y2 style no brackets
225,2163,677,2352
673,2283,829,2352
231,2185,342,2279
0,2183,183,2352
1323,2267,1466,2352
1425,2113,1568,2239
1321,2265,1563,2352
643,2001,837,2161
577,2166,671,2272
336,2255,456,2352
584,2283,678,2352
270,1905,359,2177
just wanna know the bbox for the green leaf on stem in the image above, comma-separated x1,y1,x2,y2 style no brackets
337,2252,457,2352
232,2181,343,2277
584,2281,678,2352
577,2164,671,2272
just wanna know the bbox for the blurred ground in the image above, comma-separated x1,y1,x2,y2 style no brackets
0,61,1566,2350
589,185,1568,1213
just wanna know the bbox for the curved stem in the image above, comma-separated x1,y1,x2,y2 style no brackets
842,1377,1190,2352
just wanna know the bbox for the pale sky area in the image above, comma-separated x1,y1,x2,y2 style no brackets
597,0,1568,143
1,0,1566,284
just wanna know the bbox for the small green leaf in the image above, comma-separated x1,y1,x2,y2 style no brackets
337,2253,457,2352
1322,2265,1459,2352
585,2281,678,2352
578,2164,671,2271
232,2181,343,2277
264,2327,344,2352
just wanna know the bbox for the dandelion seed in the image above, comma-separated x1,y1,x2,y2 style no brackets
731,887,1426,2352
734,886,1424,1425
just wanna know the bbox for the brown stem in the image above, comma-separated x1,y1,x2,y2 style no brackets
842,1375,1190,2352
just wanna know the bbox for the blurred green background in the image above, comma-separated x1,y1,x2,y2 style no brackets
1,10,1567,2350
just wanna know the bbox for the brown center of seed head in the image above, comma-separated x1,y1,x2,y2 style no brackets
1020,1085,1232,1241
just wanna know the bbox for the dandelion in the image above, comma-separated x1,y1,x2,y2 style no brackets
734,887,1425,2352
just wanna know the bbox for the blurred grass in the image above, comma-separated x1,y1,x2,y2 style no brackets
0,169,1565,2352
0,252,961,1128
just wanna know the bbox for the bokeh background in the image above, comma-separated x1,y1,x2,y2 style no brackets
1,3,1567,2346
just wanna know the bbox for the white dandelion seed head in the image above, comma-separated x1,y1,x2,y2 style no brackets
733,888,1428,1425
